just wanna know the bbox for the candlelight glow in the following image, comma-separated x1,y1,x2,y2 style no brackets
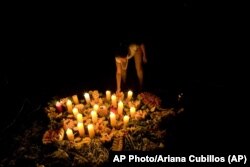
127,90,133,100
66,128,74,141
72,108,79,118
77,113,83,122
111,94,117,107
72,95,79,104
91,110,98,123
110,112,116,127
77,122,84,137
93,104,99,112
42,89,173,161
123,115,129,126
56,101,63,112
130,106,136,118
66,99,73,113
118,101,123,115
106,90,111,100
88,124,95,138
84,93,90,104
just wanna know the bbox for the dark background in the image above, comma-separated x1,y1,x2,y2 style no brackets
0,1,248,157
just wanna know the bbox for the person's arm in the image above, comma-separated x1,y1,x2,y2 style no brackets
127,44,136,59
140,43,147,63
127,54,134,59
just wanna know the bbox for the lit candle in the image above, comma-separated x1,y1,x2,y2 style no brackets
72,107,79,118
106,90,111,100
56,101,63,112
118,101,123,115
66,99,73,113
123,115,129,126
77,122,85,137
72,95,79,104
84,93,90,104
127,90,133,101
88,124,95,138
91,110,98,123
77,113,83,122
111,94,117,107
66,128,74,141
93,104,99,112
110,112,116,127
130,106,136,118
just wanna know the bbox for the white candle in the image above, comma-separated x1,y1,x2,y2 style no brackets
66,128,74,141
77,113,83,122
127,90,133,101
84,93,90,104
66,99,73,113
72,95,79,104
106,90,111,100
110,112,116,127
56,101,63,112
88,124,95,138
123,115,129,126
118,101,123,115
130,106,136,118
77,122,85,137
111,94,117,107
91,110,98,123
93,104,99,112
72,107,79,118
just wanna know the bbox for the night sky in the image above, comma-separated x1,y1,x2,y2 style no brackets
1,2,248,163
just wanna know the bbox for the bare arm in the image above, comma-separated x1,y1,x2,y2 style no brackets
127,44,138,59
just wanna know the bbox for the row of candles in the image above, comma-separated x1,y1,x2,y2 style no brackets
83,90,133,107
66,113,131,141
56,90,134,141
57,90,133,111
66,123,94,141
